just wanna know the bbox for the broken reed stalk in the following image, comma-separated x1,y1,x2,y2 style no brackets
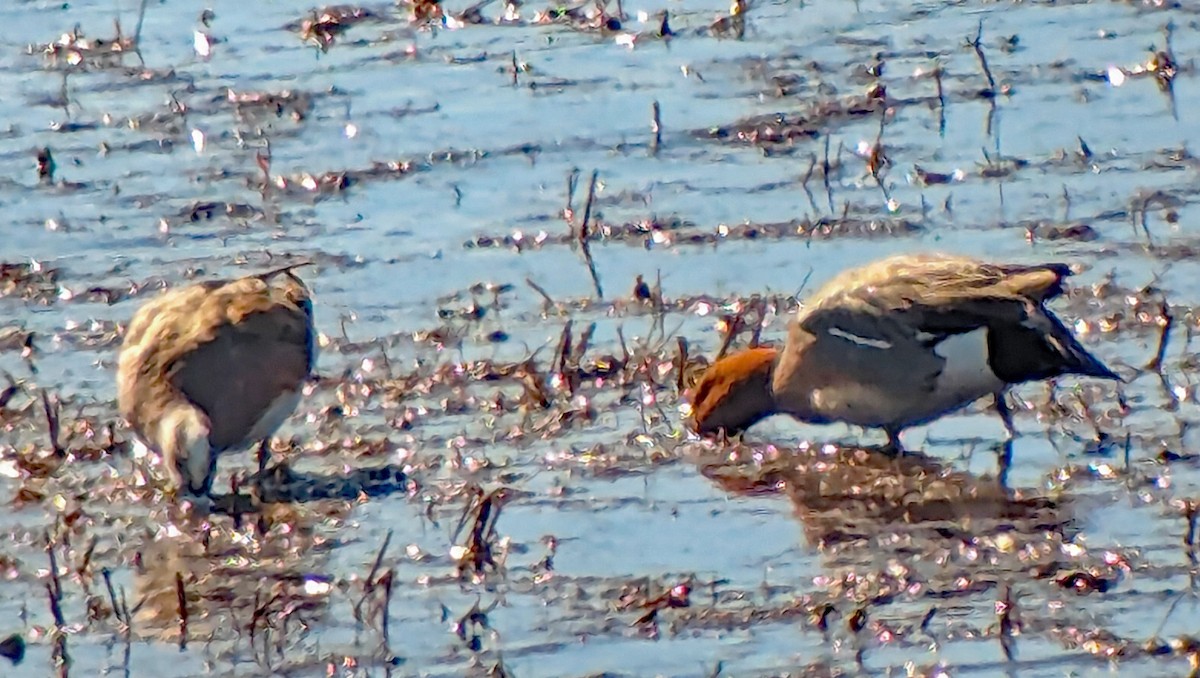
379,569,395,644
577,170,605,299
46,534,63,605
175,572,188,650
933,63,946,136
714,312,745,362
575,322,595,363
45,583,69,677
868,108,891,203
366,529,393,587
0,373,17,410
45,536,69,676
970,21,997,94
674,337,689,393
564,168,580,220
615,325,630,365
747,299,767,348
1184,500,1198,562
1135,194,1157,246
41,389,64,458
101,568,128,629
525,277,557,314
1147,299,1174,373
510,50,519,87
133,0,150,47
650,101,662,155
800,153,819,215
919,607,938,637
76,536,98,597
969,21,999,137
821,136,835,213
555,320,573,378
998,584,1017,661
355,529,394,624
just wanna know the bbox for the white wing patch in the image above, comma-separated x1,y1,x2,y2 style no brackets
827,327,892,349
931,328,1004,399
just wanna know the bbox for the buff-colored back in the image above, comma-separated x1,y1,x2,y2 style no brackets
117,270,314,452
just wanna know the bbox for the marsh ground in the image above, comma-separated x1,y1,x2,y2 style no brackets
3,0,1200,675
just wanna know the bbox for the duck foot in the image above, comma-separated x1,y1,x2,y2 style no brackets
995,438,1014,493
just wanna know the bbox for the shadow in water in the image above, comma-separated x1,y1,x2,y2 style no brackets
210,462,410,514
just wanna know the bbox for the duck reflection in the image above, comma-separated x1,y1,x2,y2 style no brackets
696,440,1069,549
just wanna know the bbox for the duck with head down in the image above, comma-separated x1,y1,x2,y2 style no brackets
117,265,316,499
686,252,1119,450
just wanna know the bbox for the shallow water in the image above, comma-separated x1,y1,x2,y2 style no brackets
3,0,1200,675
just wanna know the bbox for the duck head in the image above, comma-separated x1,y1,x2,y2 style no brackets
685,347,779,436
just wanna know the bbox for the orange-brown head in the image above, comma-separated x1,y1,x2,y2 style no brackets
685,347,779,436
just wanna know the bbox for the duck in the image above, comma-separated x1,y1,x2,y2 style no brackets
685,252,1119,449
117,265,316,497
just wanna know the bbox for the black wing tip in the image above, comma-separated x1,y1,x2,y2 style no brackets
1046,263,1074,280
1077,356,1122,382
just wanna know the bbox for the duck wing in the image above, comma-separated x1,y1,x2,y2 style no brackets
795,257,1115,386
170,275,315,451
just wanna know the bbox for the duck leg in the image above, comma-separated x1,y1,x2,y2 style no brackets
994,392,1016,441
257,438,270,475
994,392,1015,492
883,426,904,454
